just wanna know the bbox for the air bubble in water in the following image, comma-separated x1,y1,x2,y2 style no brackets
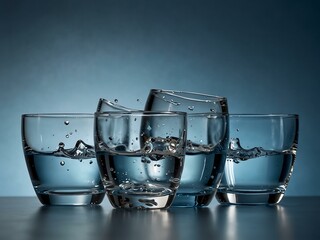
114,99,118,103
188,106,195,111
236,128,239,132
65,134,69,138
136,98,140,102
60,161,65,166
89,160,93,164
59,142,65,148
64,120,70,125
210,108,215,112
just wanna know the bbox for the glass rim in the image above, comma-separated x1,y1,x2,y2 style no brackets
97,98,139,111
95,111,187,117
228,113,299,118
22,113,94,118
149,89,227,102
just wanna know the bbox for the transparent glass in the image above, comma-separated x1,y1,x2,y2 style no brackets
21,114,105,205
216,114,299,205
145,89,229,207
94,111,187,209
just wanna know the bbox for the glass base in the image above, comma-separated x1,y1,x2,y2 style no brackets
215,190,284,205
171,193,214,207
36,190,105,205
107,193,175,209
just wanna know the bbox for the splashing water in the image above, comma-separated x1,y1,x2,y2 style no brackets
228,138,280,163
53,140,96,159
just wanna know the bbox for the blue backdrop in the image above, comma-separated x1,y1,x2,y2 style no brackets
0,0,319,196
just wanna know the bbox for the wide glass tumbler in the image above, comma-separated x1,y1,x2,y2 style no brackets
21,114,105,205
94,111,187,209
145,89,229,207
216,114,299,205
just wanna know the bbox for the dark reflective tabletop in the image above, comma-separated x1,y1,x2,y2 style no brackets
1,197,319,240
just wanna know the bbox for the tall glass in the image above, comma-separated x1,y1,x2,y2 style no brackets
21,114,105,205
145,89,229,207
216,114,299,205
94,111,187,209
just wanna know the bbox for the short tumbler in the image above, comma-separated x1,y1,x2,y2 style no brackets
21,114,105,205
145,89,229,207
216,114,299,205
94,111,187,209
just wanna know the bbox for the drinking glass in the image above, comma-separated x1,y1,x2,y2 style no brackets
145,89,229,207
215,114,299,205
94,111,187,209
21,114,105,205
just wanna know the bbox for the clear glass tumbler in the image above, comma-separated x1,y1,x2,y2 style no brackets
145,89,229,207
215,114,299,205
94,111,187,209
21,114,105,205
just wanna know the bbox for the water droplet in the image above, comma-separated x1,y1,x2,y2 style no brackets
89,160,93,164
59,142,65,148
67,169,69,171
75,129,77,132
110,168,114,171
236,128,239,132
60,161,65,166
210,108,215,112
109,137,113,141
188,106,195,111
136,98,140,102
114,99,118,103
64,120,70,125
65,134,69,138
79,159,83,162
134,118,137,121
135,137,138,140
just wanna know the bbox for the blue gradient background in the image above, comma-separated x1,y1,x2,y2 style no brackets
0,0,319,196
